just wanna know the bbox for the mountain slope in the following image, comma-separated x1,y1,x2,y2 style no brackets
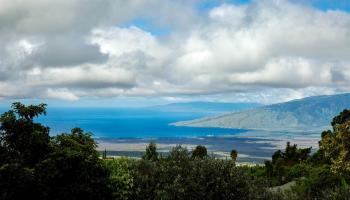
151,102,261,114
173,93,350,131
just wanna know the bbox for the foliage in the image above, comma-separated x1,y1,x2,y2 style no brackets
286,163,312,181
319,186,350,200
131,154,271,200
319,121,350,176
265,142,311,185
104,158,134,200
264,109,350,199
0,103,112,200
0,163,39,200
275,142,311,166
168,145,190,161
36,128,112,200
0,102,50,166
331,109,350,129
192,145,207,159
291,165,343,199
142,141,158,161
230,149,238,163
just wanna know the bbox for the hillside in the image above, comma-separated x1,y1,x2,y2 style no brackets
151,102,261,114
173,93,350,131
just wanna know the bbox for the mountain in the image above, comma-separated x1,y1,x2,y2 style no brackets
173,93,350,132
150,102,261,114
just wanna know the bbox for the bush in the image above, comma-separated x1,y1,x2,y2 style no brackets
130,154,271,200
104,158,134,200
0,163,40,199
320,186,350,200
291,165,342,199
287,163,312,181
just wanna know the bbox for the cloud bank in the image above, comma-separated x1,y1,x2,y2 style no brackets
0,0,349,103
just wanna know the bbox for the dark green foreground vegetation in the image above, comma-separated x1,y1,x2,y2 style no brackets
1,103,350,200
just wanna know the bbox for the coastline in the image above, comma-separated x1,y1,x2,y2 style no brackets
96,129,320,164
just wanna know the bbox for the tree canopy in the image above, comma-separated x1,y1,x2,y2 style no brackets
0,102,112,200
319,109,350,176
192,145,208,159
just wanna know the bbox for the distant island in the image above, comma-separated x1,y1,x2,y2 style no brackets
174,93,350,132
150,101,261,114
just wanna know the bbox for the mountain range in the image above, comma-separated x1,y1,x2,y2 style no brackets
150,102,261,114
173,93,350,132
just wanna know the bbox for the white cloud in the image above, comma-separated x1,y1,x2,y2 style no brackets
0,0,350,103
46,88,79,101
36,66,135,88
228,57,335,88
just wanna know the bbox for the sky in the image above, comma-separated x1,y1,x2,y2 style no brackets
0,0,350,107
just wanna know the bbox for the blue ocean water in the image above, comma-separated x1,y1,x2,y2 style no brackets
32,107,246,138
0,106,280,163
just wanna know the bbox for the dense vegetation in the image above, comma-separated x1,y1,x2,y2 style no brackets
0,103,112,200
0,102,350,199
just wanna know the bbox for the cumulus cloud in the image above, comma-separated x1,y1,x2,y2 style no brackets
46,88,79,101
31,66,136,89
0,0,349,102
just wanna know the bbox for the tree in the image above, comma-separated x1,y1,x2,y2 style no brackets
103,149,107,159
132,145,269,200
320,121,350,175
0,163,40,200
103,158,134,200
192,145,207,159
36,128,112,200
0,102,50,199
142,141,158,161
271,142,311,166
169,145,190,161
331,109,350,130
272,150,283,164
318,109,350,176
0,103,113,200
0,102,50,166
230,149,238,164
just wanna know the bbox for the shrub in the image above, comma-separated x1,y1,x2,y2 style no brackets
104,158,134,200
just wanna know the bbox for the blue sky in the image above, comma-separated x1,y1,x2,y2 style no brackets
300,0,350,12
0,0,350,107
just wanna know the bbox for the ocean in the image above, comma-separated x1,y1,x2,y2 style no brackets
36,107,245,138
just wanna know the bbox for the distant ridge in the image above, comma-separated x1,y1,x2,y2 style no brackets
150,101,261,114
173,93,350,131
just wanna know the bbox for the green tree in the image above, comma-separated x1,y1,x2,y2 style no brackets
0,103,113,200
104,158,134,200
319,109,350,176
0,102,50,199
131,148,270,200
230,149,238,163
320,121,350,175
36,128,112,200
169,145,190,161
192,145,208,159
0,163,40,200
331,109,350,130
142,141,158,161
0,102,50,166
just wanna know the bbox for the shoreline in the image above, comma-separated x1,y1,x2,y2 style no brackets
96,130,320,164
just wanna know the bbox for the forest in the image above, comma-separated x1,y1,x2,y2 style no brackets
0,102,350,200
